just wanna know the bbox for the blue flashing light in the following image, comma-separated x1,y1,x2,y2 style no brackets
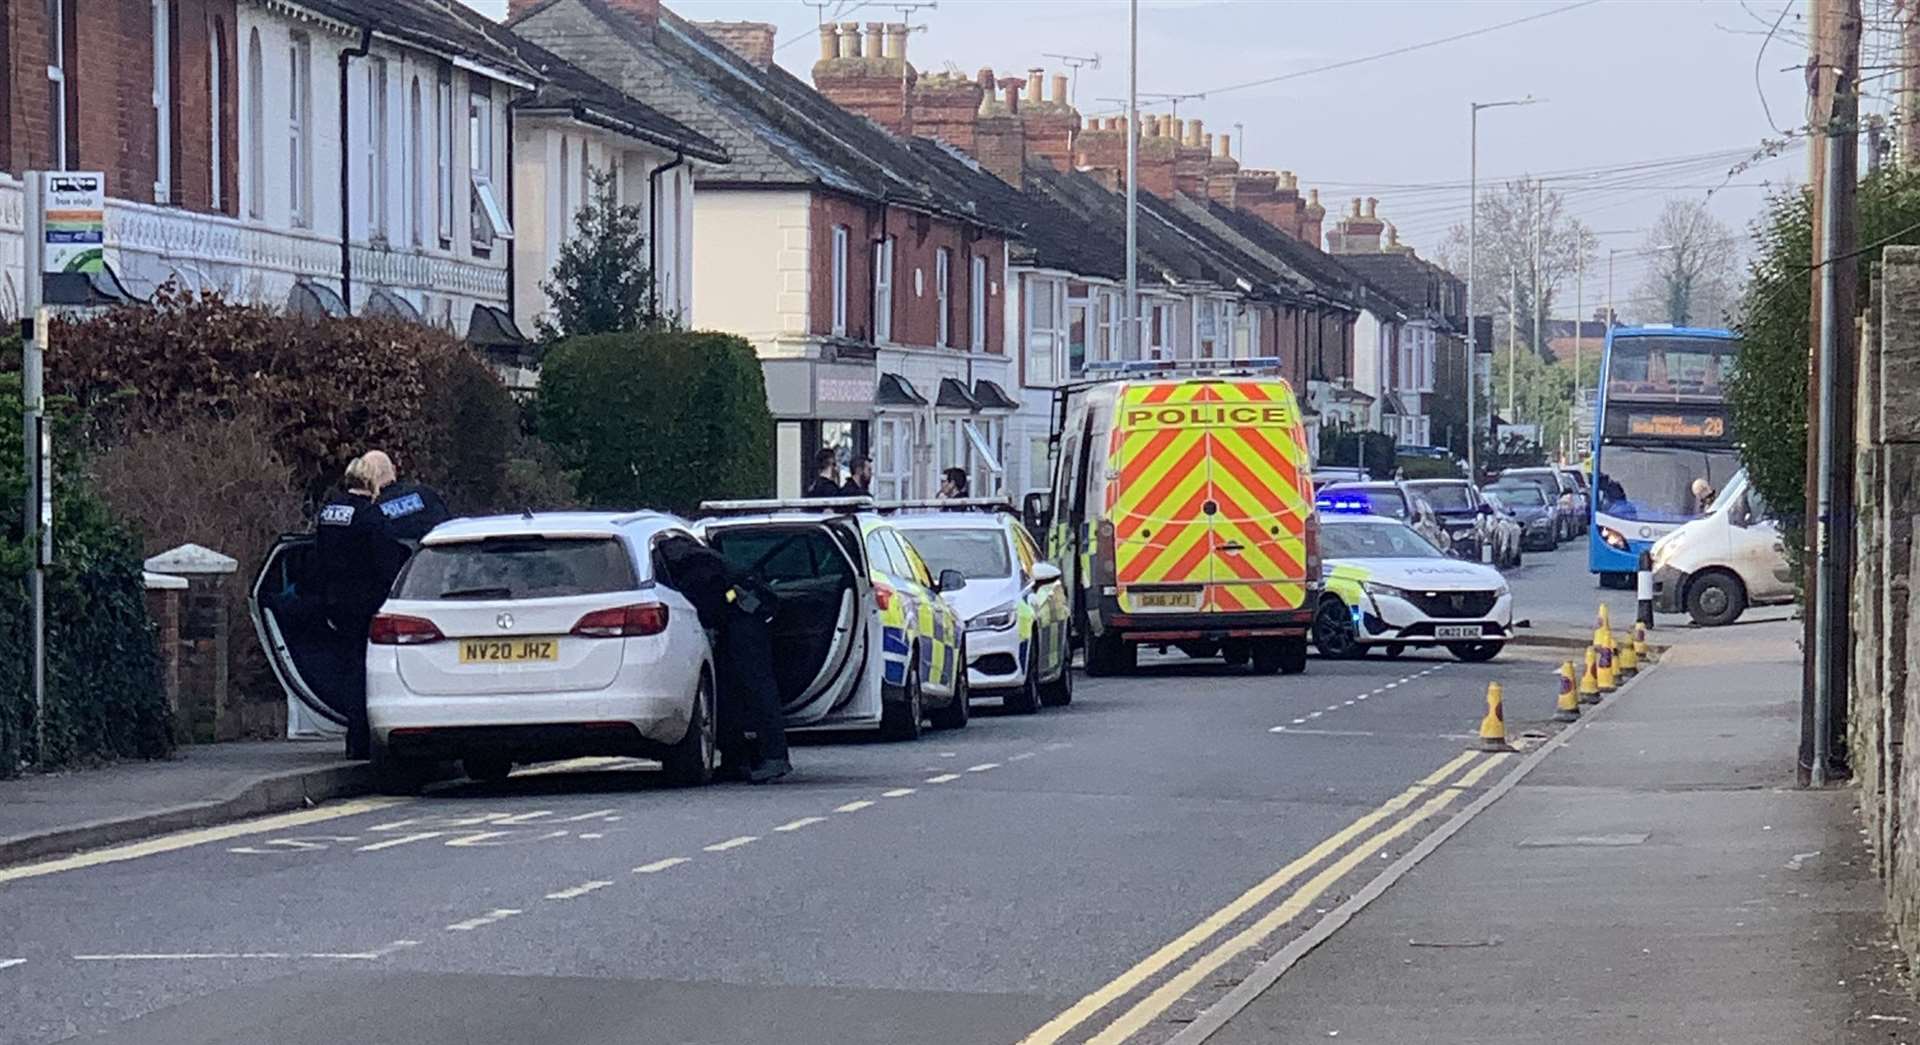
1316,495,1374,515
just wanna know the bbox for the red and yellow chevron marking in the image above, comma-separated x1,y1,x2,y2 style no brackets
1107,378,1313,612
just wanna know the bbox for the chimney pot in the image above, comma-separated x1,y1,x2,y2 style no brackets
1187,118,1204,146
1204,132,1214,153
865,22,885,57
1216,133,1231,158
1351,197,1363,218
837,21,859,57
818,24,838,61
1001,77,1023,114
1027,68,1044,103
1052,73,1068,104
1366,196,1378,218
883,22,905,60
977,66,995,90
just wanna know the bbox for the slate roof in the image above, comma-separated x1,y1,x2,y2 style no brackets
905,143,1128,282
511,0,1018,234
1335,252,1464,324
1201,202,1385,314
291,0,540,81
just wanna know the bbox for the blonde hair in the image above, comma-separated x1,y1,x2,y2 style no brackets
344,450,397,493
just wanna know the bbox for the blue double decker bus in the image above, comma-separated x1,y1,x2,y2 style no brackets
1588,326,1743,585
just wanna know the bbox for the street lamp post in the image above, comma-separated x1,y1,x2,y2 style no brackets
1123,0,1138,359
1467,96,1540,481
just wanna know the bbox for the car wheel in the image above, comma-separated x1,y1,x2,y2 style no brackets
1312,596,1365,660
1685,569,1747,627
881,661,925,741
931,652,971,730
1448,642,1504,663
1087,630,1134,676
369,741,424,796
1384,643,1406,659
1041,652,1074,707
661,672,717,786
462,756,512,785
1007,660,1043,714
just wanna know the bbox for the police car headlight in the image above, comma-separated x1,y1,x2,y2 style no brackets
1361,580,1411,601
1496,580,1511,598
967,603,1018,632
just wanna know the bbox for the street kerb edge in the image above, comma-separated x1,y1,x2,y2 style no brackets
1161,660,1660,1045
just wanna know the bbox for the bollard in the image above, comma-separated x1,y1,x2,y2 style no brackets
1554,662,1580,722
1615,631,1638,677
1633,621,1650,663
1596,641,1617,692
1477,682,1514,751
1579,647,1602,704
1635,550,1655,628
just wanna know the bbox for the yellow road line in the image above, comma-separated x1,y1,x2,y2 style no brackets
0,798,408,885
1015,753,1484,1045
1084,787,1466,1045
1417,750,1481,787
1454,751,1513,789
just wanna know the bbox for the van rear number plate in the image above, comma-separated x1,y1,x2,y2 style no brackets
1133,590,1201,609
460,639,560,663
1434,625,1482,640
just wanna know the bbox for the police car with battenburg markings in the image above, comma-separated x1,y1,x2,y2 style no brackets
1309,513,1516,663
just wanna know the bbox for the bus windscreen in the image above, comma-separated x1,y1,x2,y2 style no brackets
1605,336,1736,399
1593,445,1744,524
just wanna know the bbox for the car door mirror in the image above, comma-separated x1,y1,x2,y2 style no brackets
937,568,968,593
1477,504,1493,516
1022,492,1052,535
1030,561,1063,587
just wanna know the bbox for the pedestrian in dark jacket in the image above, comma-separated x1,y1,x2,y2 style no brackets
841,454,873,498
313,454,391,759
654,534,790,783
805,447,844,498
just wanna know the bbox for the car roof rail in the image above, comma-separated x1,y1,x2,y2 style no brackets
870,498,1017,516
697,497,873,517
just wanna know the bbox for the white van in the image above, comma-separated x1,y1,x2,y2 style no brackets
1649,469,1793,626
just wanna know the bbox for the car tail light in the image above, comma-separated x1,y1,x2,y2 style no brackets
369,614,445,646
1094,519,1116,586
571,603,670,638
1304,513,1322,580
872,582,896,612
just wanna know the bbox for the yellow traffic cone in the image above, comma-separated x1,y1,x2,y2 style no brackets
1596,641,1617,692
1633,622,1650,663
1554,662,1581,722
1477,682,1514,751
1615,632,1638,677
1579,647,1601,704
1597,603,1613,634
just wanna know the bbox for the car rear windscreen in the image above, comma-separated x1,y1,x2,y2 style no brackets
1411,483,1473,512
395,537,638,600
904,529,1013,579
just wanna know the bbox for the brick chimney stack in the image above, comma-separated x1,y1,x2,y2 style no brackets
1301,188,1326,249
1173,117,1210,197
812,21,917,135
694,21,778,68
1016,67,1080,172
1206,132,1240,207
599,0,660,23
974,69,1027,188
913,70,985,151
1326,195,1387,254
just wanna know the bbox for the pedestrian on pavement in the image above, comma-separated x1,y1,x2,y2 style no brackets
841,454,873,498
313,453,391,759
653,533,791,783
939,467,970,499
805,447,844,498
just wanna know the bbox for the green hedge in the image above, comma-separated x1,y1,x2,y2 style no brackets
0,370,171,774
538,330,773,514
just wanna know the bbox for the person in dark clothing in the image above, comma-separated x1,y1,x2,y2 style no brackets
939,467,970,499
363,450,452,582
654,534,790,783
841,455,873,498
805,447,844,498
313,454,391,759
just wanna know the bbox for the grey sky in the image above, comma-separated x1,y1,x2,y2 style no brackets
465,0,1828,320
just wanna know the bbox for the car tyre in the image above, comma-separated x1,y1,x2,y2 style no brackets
1007,661,1043,714
1384,643,1406,659
1040,654,1074,707
930,652,971,730
369,742,425,796
462,756,512,785
661,672,718,787
1086,630,1134,676
1252,637,1309,675
1685,569,1747,627
1312,596,1366,660
882,661,925,741
1448,642,1504,663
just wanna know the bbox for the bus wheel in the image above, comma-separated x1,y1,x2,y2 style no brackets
1599,571,1634,590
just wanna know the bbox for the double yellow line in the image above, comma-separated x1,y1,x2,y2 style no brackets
1018,749,1511,1045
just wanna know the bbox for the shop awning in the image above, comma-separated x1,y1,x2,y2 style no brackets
876,372,928,407
936,377,981,411
972,379,1019,411
467,303,540,372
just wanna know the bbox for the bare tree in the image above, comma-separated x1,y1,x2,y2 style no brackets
1632,198,1739,327
1439,177,1597,357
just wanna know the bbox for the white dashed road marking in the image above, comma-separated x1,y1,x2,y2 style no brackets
544,880,614,901
702,836,758,852
835,800,875,813
926,773,962,784
967,763,1000,773
0,959,24,971
1009,751,1036,761
356,832,443,852
634,857,689,874
881,788,916,798
446,909,520,932
1290,717,1308,724
774,817,828,833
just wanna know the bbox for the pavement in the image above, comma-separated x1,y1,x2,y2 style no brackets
0,540,1897,1045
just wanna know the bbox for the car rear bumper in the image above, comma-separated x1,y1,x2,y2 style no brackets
963,625,1028,690
1100,600,1316,642
368,684,693,753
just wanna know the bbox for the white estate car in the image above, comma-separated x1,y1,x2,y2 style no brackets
362,512,718,786
1311,514,1516,662
888,506,1073,714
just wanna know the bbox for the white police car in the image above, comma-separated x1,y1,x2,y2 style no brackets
1311,514,1515,662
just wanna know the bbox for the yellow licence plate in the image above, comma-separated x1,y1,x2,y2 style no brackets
459,638,560,664
1132,590,1201,609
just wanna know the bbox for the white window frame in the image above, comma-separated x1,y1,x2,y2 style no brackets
831,225,850,337
1025,275,1064,386
969,253,987,352
468,83,497,250
366,56,389,239
287,32,312,227
558,134,571,240
152,0,173,203
436,71,453,245
245,28,262,219
408,76,425,246
46,0,68,170
873,236,895,343
936,248,952,347
874,415,912,500
1148,300,1175,359
208,15,224,211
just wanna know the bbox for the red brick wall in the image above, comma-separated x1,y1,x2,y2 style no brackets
807,192,1003,356
1,0,12,171
810,192,878,339
5,0,233,210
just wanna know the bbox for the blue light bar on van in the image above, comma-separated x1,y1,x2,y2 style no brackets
1082,357,1287,378
1315,495,1374,514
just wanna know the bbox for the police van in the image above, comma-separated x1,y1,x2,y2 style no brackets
1028,359,1321,675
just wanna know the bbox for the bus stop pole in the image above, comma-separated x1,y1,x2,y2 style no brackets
21,172,46,765
1810,112,1844,788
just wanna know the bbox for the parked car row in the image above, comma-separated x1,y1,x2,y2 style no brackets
253,500,1075,786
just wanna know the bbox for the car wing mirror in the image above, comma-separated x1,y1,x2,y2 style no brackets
1030,561,1063,587
938,568,968,593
